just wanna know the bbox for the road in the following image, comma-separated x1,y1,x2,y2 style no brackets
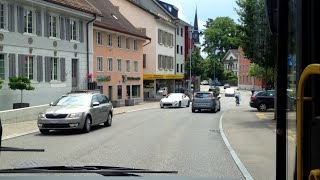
0,86,244,179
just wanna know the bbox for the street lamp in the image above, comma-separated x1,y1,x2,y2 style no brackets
187,27,202,95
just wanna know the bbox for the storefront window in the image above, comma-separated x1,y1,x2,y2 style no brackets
117,85,122,100
126,85,131,99
132,85,140,98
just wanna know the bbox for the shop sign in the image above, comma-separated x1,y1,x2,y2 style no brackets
143,74,184,80
96,76,111,82
127,77,141,81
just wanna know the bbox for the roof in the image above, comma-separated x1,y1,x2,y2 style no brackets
87,0,150,40
222,49,239,61
44,0,101,15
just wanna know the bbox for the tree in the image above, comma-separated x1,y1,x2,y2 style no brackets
222,70,238,86
235,0,276,69
248,63,274,83
8,77,35,104
185,47,205,78
204,57,225,82
203,17,241,60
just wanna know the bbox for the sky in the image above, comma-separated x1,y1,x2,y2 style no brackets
160,0,240,57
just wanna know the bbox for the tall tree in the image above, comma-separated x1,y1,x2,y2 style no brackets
203,17,241,61
235,0,276,69
185,47,205,78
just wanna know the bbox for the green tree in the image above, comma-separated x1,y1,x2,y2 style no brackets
204,57,225,81
185,47,205,78
248,63,274,83
0,79,3,89
235,0,276,69
222,70,238,86
8,77,35,104
203,17,241,60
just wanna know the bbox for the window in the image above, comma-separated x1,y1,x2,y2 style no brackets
126,60,130,72
107,58,113,71
97,57,103,71
24,56,34,79
126,85,131,98
50,58,58,80
24,9,34,33
97,31,102,45
117,35,122,48
181,28,183,37
107,34,112,47
170,34,173,47
158,55,162,69
158,29,162,44
134,61,138,72
181,46,183,55
0,4,5,29
246,76,248,82
236,64,237,69
176,27,179,35
117,59,122,72
181,64,183,73
133,39,138,51
177,45,179,54
176,64,179,73
70,20,77,40
49,15,59,37
117,85,122,100
246,65,249,71
132,85,140,98
97,85,103,94
0,54,4,80
125,37,130,49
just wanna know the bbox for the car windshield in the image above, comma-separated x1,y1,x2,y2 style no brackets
195,93,211,98
53,95,91,106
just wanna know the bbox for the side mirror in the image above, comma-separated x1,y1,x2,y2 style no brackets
92,102,100,106
49,102,53,106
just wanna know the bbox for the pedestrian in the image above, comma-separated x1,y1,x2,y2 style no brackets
235,88,241,106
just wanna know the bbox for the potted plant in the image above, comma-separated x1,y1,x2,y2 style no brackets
8,77,35,109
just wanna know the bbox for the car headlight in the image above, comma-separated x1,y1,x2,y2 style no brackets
38,113,46,118
68,112,82,118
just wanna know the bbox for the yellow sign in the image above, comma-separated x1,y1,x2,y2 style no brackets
143,74,184,80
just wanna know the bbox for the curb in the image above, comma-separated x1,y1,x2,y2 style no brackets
2,106,159,141
219,112,254,180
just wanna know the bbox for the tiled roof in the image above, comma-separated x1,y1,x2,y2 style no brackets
87,0,150,40
222,49,239,61
44,0,101,15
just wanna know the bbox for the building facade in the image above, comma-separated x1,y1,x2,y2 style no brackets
88,0,150,105
238,47,263,90
0,0,98,110
222,49,239,77
109,0,183,99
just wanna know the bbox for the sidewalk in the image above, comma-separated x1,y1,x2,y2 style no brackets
2,101,159,140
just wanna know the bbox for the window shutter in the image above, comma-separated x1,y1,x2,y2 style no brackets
66,18,70,41
45,57,51,82
18,54,26,77
44,13,50,37
143,54,146,68
79,21,84,42
8,54,16,78
60,58,65,82
17,6,24,33
158,29,161,44
8,4,14,32
158,55,161,69
60,17,65,40
37,56,43,82
36,10,42,36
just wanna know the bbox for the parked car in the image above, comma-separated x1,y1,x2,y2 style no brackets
224,84,230,89
192,91,221,113
208,86,215,92
250,90,296,111
160,93,190,108
225,88,235,97
37,92,113,134
201,80,209,85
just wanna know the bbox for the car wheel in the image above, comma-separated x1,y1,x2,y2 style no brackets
39,129,50,134
82,116,91,133
258,103,267,112
211,107,216,113
186,101,190,107
192,108,195,113
104,113,112,127
179,101,182,108
160,104,164,108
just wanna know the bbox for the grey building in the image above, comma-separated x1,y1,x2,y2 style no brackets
0,0,99,111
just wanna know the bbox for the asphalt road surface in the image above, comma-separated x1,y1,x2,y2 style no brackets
0,87,244,179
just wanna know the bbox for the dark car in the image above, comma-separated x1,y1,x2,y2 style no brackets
192,91,221,113
223,84,230,89
250,90,296,111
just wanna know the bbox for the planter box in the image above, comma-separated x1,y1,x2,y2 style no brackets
13,103,30,109
125,99,134,106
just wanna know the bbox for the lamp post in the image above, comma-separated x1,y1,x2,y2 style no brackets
187,27,202,95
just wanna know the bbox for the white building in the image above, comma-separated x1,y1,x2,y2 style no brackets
0,0,99,110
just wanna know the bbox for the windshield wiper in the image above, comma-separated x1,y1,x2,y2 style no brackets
0,165,178,177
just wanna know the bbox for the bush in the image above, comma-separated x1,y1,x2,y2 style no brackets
8,77,35,103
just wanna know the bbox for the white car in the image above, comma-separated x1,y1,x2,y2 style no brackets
160,93,190,108
225,88,235,97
